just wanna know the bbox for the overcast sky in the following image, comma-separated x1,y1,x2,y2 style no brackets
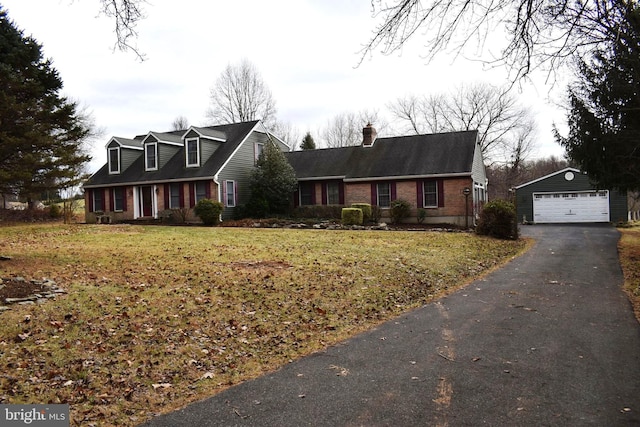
3,0,568,172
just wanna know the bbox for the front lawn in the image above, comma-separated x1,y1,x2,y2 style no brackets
0,224,527,426
619,223,640,322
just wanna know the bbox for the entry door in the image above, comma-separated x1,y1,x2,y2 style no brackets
140,186,154,217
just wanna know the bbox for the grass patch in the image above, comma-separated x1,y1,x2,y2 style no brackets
0,224,528,426
619,222,640,323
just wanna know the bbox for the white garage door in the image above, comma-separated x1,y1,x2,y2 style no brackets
533,191,610,223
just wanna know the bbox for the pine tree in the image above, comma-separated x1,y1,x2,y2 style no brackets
556,4,640,192
300,132,316,150
246,141,298,217
0,7,92,204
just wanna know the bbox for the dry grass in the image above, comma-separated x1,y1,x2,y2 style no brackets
0,224,528,426
619,223,640,322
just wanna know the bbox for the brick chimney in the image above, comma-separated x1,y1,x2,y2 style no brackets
362,122,377,147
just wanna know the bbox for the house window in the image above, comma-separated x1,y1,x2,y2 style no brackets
92,189,104,212
423,180,438,208
255,142,264,162
327,182,340,205
186,138,199,167
299,183,314,206
169,183,181,209
377,183,391,207
195,181,208,202
145,142,158,170
108,147,120,174
113,187,125,211
225,180,236,207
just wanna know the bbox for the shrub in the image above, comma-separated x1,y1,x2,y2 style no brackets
417,208,427,224
371,205,382,223
476,199,518,240
389,199,411,224
48,204,62,218
291,205,343,219
194,199,224,226
351,203,372,223
341,208,363,226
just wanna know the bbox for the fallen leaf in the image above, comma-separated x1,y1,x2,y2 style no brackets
152,383,172,390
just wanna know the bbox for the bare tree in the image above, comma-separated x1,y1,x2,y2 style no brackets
388,83,536,165
363,0,634,81
320,109,389,148
206,59,277,127
269,120,300,150
98,0,147,60
171,115,189,131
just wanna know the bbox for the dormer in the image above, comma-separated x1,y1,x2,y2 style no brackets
141,132,183,171
182,127,227,168
106,137,143,175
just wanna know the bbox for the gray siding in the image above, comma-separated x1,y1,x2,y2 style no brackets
217,132,288,220
158,144,180,169
516,169,628,223
200,140,221,164
120,147,140,172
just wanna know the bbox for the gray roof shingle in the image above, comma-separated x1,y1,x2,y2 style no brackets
85,121,259,188
284,130,478,181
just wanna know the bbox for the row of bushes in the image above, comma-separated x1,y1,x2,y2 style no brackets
186,198,520,241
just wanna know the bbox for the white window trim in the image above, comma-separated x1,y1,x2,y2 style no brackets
145,142,158,171
254,142,264,163
112,188,124,212
108,147,120,174
326,182,340,205
377,182,391,208
225,180,236,207
186,138,200,167
423,181,438,208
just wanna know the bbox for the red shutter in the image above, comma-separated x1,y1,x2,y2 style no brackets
205,181,211,199
390,182,397,201
122,187,128,211
371,183,377,205
109,189,114,212
101,189,106,211
438,179,445,207
189,183,195,207
164,184,170,209
339,182,345,205
321,182,327,205
88,190,94,212
179,184,185,208
416,181,423,208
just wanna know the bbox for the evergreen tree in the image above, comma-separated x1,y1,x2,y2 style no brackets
300,132,316,150
247,141,298,217
556,4,640,192
0,7,92,204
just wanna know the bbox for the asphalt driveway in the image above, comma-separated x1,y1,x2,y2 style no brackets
142,224,640,426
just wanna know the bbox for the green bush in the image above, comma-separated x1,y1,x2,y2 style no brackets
48,204,62,218
194,199,224,226
291,205,344,219
351,203,372,223
341,208,363,226
417,208,427,224
389,199,411,224
476,199,518,240
371,205,382,223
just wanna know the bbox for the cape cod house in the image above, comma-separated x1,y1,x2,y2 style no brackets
83,120,289,223
284,124,488,226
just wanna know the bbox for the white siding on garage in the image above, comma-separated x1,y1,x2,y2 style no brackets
533,191,610,223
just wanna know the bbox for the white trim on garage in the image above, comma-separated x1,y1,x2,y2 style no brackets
533,190,610,223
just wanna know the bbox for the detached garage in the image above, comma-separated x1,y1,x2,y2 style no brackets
515,168,628,224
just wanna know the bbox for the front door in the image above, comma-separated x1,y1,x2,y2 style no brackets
140,186,154,217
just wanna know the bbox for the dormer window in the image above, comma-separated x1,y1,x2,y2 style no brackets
186,138,200,167
145,142,158,171
108,147,120,174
